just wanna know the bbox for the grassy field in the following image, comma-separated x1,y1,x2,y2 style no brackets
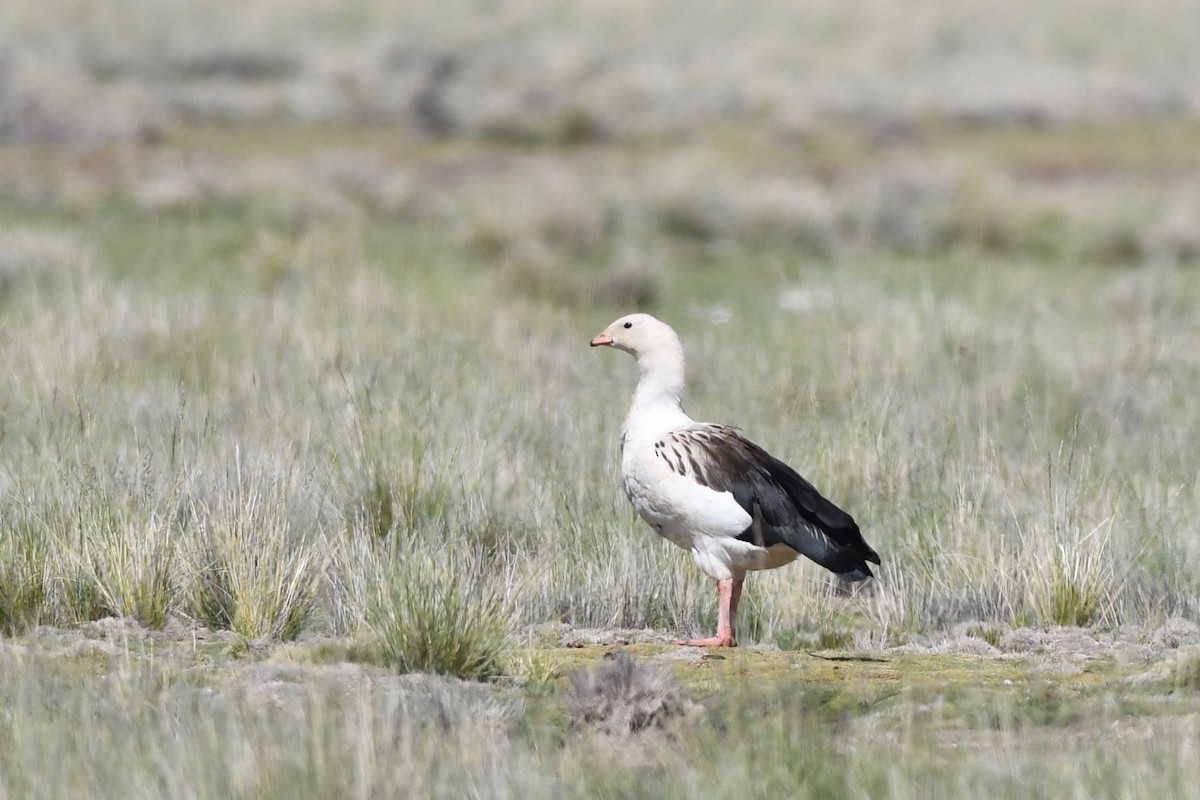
2,629,1199,798
2,1,1200,796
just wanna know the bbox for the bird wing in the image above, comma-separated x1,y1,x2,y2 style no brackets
653,424,880,577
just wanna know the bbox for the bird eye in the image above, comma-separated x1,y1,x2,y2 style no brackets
623,321,633,329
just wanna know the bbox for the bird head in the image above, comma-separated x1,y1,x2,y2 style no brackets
590,313,681,360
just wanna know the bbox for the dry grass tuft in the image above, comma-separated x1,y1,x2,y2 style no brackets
568,650,694,737
182,468,324,641
369,550,514,681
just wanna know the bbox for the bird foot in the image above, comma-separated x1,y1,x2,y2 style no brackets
675,636,736,648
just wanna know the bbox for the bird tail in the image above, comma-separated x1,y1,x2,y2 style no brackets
760,452,881,579
837,538,881,581
837,565,875,582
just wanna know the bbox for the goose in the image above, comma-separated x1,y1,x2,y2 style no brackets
591,313,880,647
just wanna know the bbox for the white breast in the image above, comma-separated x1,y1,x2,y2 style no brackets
621,428,766,579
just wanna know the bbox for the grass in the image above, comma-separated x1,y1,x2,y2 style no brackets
368,548,514,680
183,474,325,640
1,3,1199,791
1174,650,1200,690
2,133,1198,641
0,638,1198,799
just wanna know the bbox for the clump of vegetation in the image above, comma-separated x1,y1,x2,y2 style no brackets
82,505,177,629
967,624,1004,648
1026,519,1118,628
1029,548,1111,627
512,648,565,696
0,522,49,633
369,551,514,681
567,651,692,737
1173,649,1200,691
183,478,324,641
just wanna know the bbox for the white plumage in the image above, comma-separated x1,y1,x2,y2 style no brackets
591,312,880,646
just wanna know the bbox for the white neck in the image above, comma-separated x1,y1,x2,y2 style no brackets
623,341,692,436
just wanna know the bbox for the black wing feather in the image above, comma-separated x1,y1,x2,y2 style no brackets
660,425,881,579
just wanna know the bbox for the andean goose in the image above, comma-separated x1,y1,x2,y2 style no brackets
591,313,880,647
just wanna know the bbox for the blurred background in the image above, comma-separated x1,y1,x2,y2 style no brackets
3,0,1199,274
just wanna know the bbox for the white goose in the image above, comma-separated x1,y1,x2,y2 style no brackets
591,313,880,647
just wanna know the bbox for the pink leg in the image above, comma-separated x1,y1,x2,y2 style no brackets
677,577,743,647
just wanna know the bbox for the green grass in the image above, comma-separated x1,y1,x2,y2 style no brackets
2,77,1200,796
182,475,325,640
2,148,1198,639
0,640,1198,799
3,0,1200,791
368,547,515,680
